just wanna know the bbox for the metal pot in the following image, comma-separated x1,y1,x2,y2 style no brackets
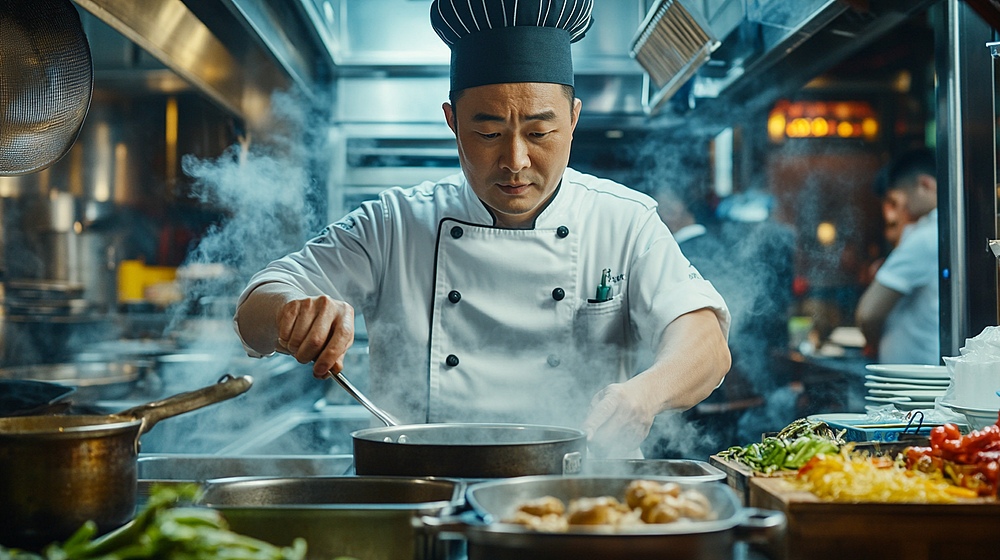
0,360,153,402
421,476,786,560
200,476,466,560
0,379,75,416
0,374,253,550
352,423,587,479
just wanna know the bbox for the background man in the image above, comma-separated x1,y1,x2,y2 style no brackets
856,148,939,365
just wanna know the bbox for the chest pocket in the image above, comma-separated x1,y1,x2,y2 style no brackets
573,293,627,349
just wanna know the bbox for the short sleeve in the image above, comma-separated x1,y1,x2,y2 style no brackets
875,224,937,295
627,210,731,350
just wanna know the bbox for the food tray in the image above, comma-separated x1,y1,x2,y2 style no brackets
137,453,355,481
811,413,937,442
751,476,1000,560
708,454,796,507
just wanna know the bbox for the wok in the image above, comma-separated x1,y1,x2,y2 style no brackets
0,379,75,416
352,423,587,479
0,374,253,550
421,476,786,560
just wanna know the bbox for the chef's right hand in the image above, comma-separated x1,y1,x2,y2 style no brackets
275,295,355,379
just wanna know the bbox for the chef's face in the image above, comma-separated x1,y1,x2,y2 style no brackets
443,82,582,229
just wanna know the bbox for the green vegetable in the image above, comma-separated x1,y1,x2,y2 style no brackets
0,484,307,560
718,418,846,474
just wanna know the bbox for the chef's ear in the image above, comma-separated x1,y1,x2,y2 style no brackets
443,102,457,135
570,98,582,133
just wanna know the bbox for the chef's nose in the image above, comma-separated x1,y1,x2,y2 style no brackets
499,135,530,173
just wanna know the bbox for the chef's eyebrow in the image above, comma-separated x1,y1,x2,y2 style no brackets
471,110,559,122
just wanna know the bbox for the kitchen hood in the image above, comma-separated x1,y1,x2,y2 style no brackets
70,0,329,126
634,0,941,118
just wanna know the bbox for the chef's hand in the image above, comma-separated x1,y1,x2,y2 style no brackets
582,381,655,458
275,295,355,379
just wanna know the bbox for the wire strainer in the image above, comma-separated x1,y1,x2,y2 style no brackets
0,0,93,176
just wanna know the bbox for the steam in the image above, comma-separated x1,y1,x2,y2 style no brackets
138,90,331,453
626,132,798,458
170,90,328,350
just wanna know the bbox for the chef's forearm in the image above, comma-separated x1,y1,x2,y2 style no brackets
631,308,731,415
235,281,305,355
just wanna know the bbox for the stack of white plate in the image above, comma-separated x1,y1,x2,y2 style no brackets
864,364,949,411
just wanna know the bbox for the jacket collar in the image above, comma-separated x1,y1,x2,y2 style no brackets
458,167,577,229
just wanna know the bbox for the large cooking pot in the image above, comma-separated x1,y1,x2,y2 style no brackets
352,423,587,478
0,374,253,550
421,476,786,560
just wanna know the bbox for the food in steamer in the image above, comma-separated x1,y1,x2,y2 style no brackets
505,480,715,532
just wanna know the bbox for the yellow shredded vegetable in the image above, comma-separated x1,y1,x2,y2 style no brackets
791,451,974,503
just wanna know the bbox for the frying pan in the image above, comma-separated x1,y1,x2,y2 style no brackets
0,0,93,175
331,372,586,478
0,374,253,550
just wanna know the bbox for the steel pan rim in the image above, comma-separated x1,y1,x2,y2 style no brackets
199,475,465,511
0,414,142,438
352,422,587,445
465,475,745,536
0,361,147,387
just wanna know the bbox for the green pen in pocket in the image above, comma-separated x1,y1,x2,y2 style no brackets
590,268,611,303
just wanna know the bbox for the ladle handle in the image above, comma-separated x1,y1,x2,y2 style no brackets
331,371,398,427
119,374,253,434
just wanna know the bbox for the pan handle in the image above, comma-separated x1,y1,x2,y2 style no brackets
562,451,583,474
414,510,485,538
118,374,253,436
734,508,786,560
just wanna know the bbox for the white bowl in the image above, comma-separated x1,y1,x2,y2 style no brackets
941,402,1000,431
941,356,1000,410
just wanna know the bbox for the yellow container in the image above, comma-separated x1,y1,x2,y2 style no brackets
117,260,177,303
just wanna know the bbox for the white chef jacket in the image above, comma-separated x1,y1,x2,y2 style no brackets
235,168,730,427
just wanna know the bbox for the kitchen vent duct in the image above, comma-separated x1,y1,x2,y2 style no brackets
630,0,719,116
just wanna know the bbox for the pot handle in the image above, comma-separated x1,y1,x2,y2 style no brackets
734,508,787,560
414,510,485,538
562,451,583,474
118,374,253,435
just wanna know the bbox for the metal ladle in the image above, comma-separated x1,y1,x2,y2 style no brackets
329,371,400,427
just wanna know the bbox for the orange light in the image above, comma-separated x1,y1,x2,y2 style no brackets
817,222,837,246
862,118,879,140
811,118,830,137
787,118,811,137
768,114,787,142
769,99,878,140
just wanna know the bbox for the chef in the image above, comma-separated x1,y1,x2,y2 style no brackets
234,0,731,457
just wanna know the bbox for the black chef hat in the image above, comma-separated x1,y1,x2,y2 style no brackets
431,0,594,92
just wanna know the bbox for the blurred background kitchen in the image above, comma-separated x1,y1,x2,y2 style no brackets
2,0,1000,458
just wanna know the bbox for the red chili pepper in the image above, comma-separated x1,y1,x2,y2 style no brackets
930,425,946,446
797,455,821,477
945,423,962,439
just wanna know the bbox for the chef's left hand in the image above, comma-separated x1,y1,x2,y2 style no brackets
582,381,654,457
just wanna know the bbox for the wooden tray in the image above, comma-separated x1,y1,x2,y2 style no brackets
751,476,1000,560
708,454,795,506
